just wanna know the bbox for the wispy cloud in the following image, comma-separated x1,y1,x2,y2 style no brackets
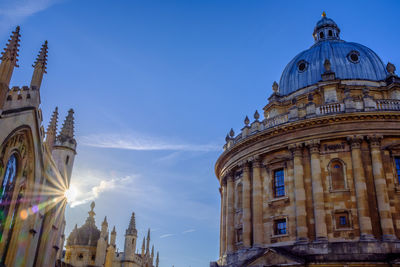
159,234,175,239
182,229,196,234
0,0,65,35
80,133,221,152
68,171,135,207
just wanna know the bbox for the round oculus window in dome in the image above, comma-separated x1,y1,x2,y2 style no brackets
347,50,360,64
297,60,308,72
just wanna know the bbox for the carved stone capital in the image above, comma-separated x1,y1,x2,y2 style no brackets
305,139,320,154
367,134,383,149
347,135,364,149
289,143,303,157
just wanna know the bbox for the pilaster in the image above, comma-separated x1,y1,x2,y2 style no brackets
289,143,309,242
226,173,235,253
241,162,252,248
367,135,396,241
252,158,263,246
347,135,374,240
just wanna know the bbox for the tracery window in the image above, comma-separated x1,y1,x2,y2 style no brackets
329,159,346,190
274,169,285,197
395,157,400,183
0,154,18,237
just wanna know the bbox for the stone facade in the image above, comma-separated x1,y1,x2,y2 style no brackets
64,202,159,267
212,14,400,267
0,27,77,266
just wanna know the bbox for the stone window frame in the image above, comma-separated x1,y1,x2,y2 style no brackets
389,148,400,193
270,215,289,238
235,182,243,212
332,209,353,231
327,158,350,192
266,161,290,204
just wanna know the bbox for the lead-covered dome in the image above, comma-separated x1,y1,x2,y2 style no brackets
278,13,387,96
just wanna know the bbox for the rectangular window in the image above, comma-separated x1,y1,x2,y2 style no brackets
395,157,400,183
274,219,287,235
274,169,285,197
335,212,350,229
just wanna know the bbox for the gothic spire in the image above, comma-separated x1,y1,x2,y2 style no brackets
31,40,48,89
57,109,75,142
0,26,21,86
156,251,159,267
126,212,137,235
151,245,154,259
141,237,145,256
146,228,150,254
46,107,58,148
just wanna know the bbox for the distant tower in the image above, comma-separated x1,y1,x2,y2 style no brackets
122,212,138,266
30,40,48,89
0,26,20,109
95,216,108,266
52,109,77,187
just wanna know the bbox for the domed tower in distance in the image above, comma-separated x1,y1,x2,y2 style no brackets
212,13,400,267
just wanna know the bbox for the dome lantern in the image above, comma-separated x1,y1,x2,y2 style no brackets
313,12,341,43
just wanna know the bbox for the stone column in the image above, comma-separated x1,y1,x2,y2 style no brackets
242,163,252,247
226,173,235,253
347,136,374,240
368,135,396,240
252,158,263,246
289,143,309,242
220,179,227,256
306,140,328,241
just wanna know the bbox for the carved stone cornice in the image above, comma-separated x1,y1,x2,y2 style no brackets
289,143,303,157
367,134,383,149
215,112,400,178
347,135,364,149
305,139,320,154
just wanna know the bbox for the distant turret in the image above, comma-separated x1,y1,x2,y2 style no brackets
141,237,145,257
52,109,77,187
110,226,116,246
0,26,20,110
95,216,108,266
123,212,138,263
156,251,159,267
45,107,58,149
151,245,154,262
30,40,48,89
146,228,150,255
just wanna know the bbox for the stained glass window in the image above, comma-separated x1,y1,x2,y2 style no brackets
0,154,17,226
274,169,285,197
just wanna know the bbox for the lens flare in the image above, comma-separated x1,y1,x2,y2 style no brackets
20,209,28,220
64,186,78,203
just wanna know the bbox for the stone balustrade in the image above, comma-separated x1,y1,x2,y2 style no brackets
224,98,400,150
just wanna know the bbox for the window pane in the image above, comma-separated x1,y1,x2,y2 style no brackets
274,169,285,197
395,157,400,183
275,219,287,235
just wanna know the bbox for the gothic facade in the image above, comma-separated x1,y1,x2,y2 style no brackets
212,14,400,267
0,27,77,266
64,202,159,267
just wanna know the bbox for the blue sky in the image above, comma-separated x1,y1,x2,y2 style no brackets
1,0,400,266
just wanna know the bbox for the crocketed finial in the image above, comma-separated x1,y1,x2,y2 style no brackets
1,26,21,67
58,109,75,140
33,40,48,72
244,116,250,126
254,110,260,121
46,107,58,147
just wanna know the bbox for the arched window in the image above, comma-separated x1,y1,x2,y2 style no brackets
0,154,18,234
236,183,243,210
320,31,324,38
0,154,20,264
66,155,70,165
330,159,346,190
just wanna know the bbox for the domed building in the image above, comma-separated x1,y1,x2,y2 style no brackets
211,13,400,267
64,202,159,267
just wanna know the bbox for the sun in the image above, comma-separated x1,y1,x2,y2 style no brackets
64,185,78,203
